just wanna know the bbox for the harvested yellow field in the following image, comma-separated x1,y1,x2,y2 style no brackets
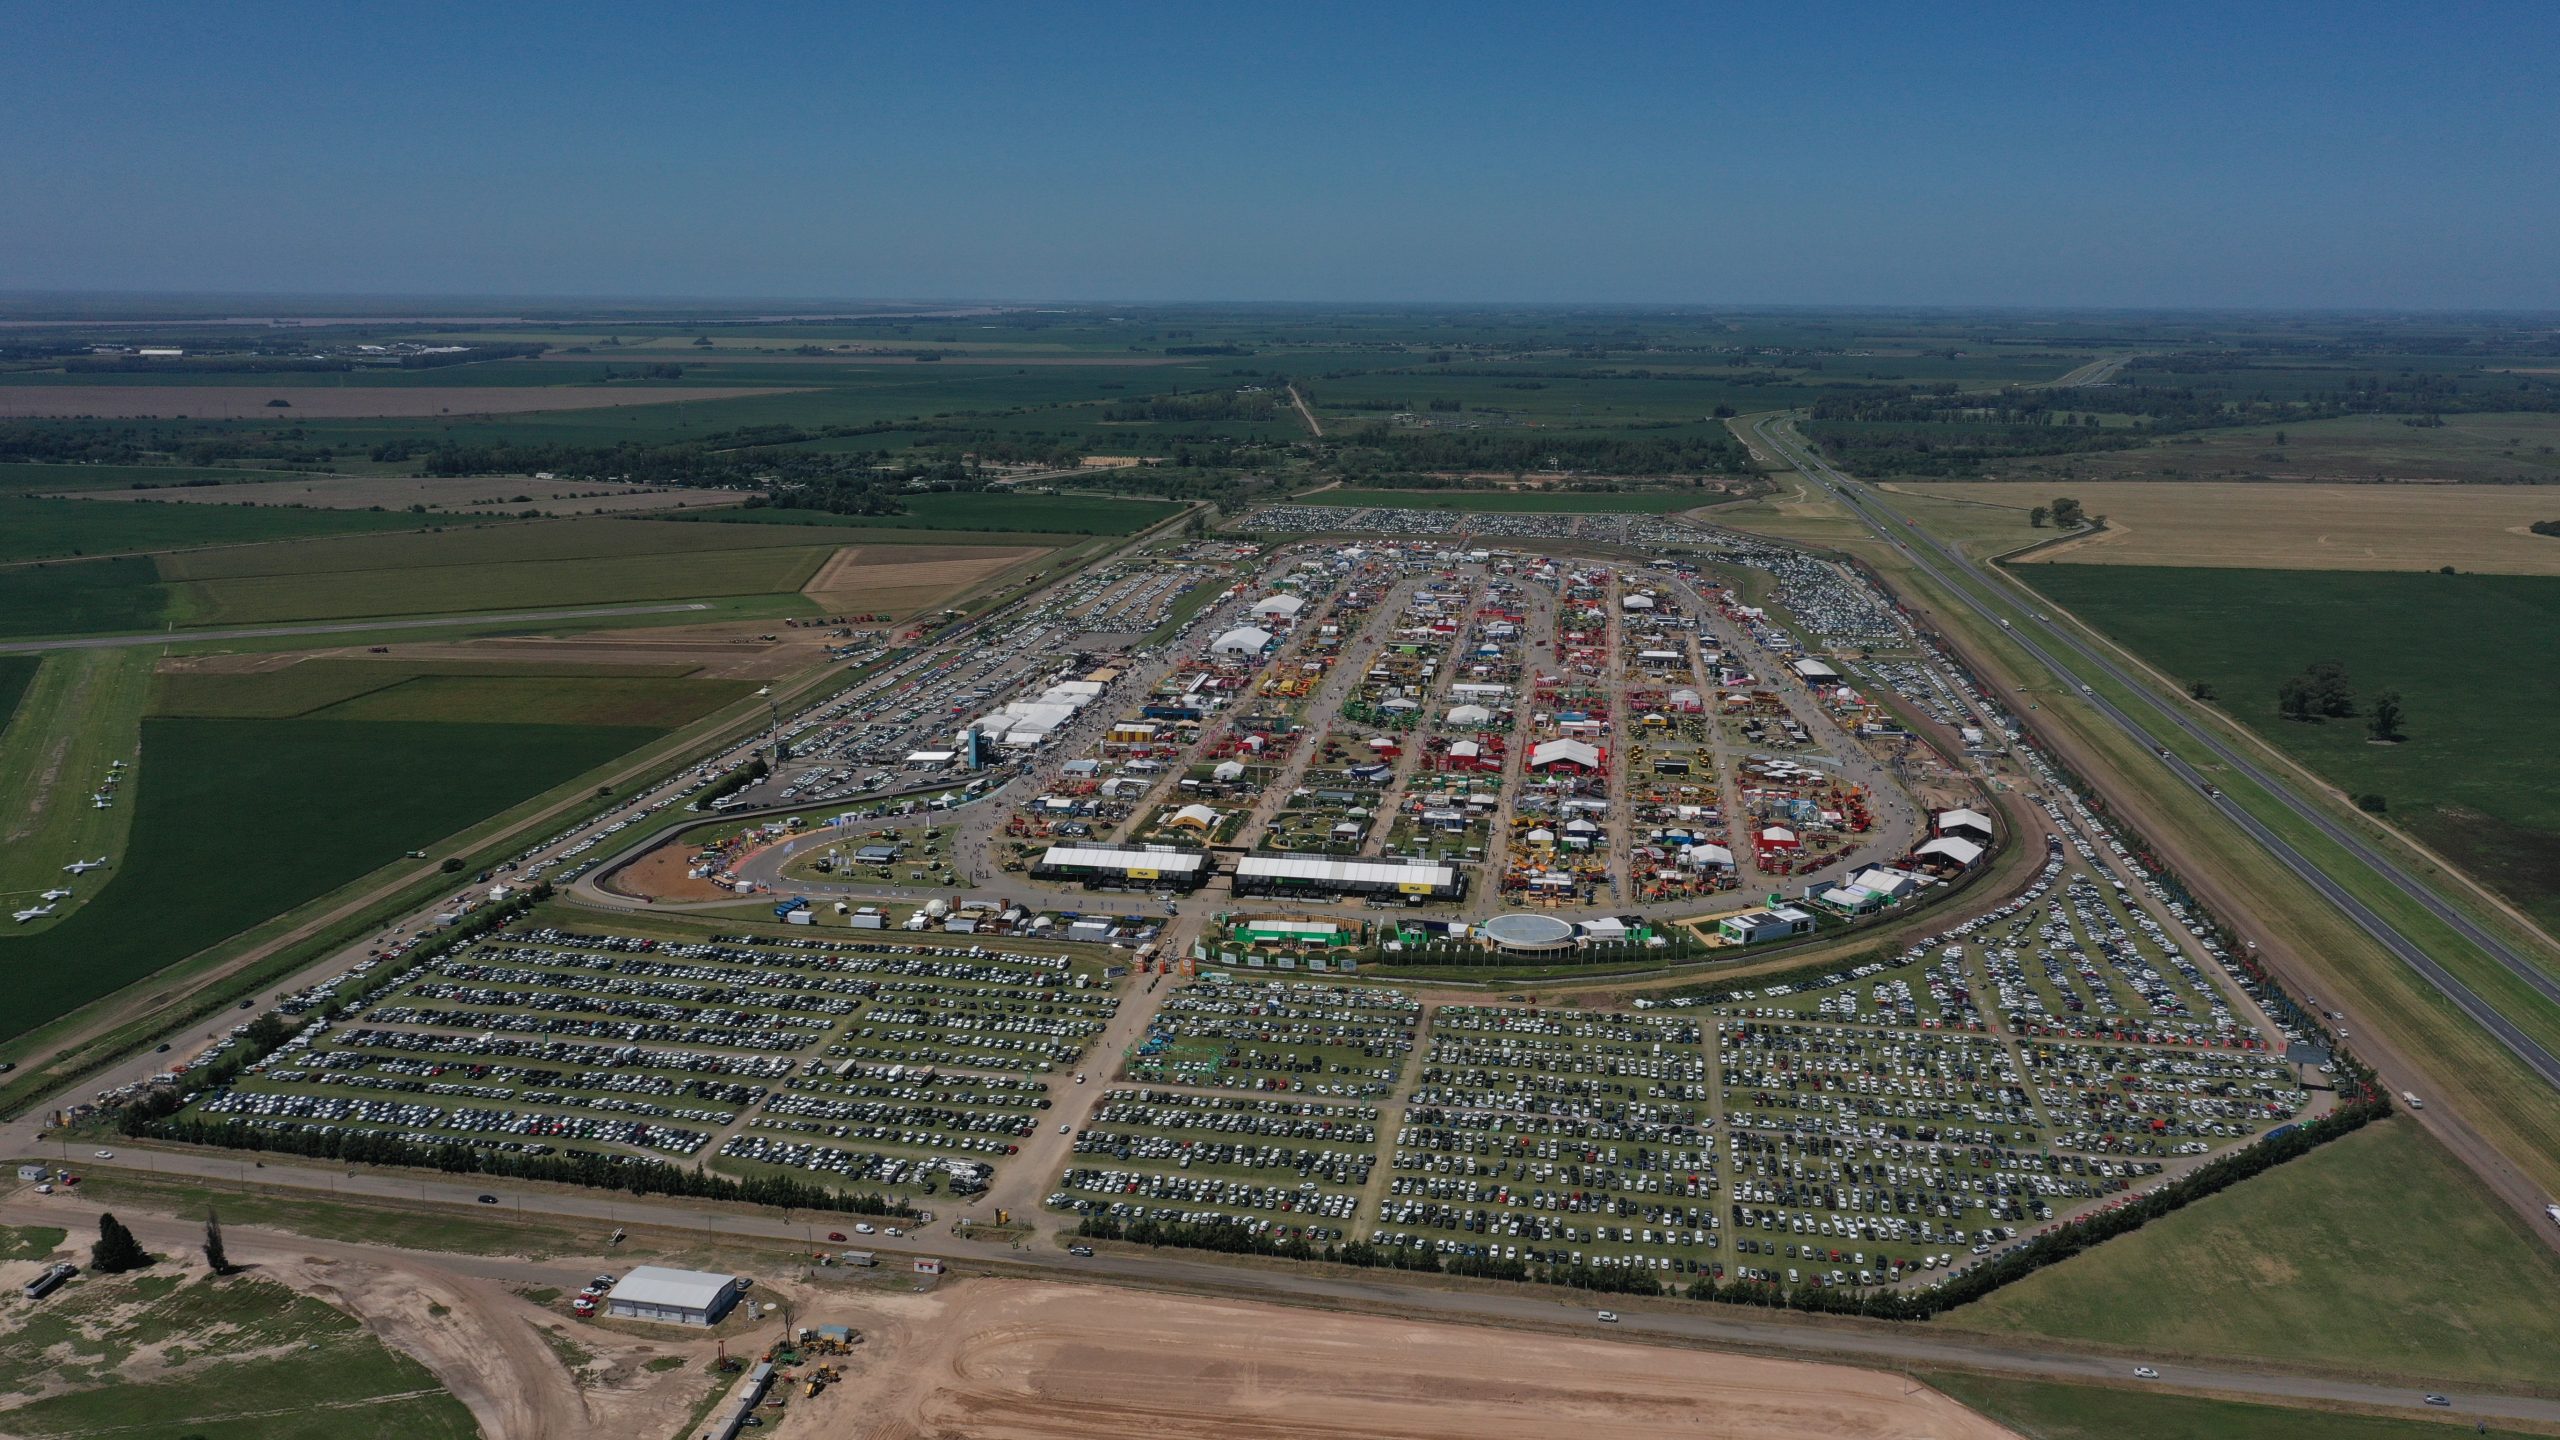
1903,481,2560,574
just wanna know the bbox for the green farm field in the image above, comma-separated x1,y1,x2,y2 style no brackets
0,654,35,727
2018,565,2560,928
1922,1372,2541,1440
0,494,428,562
0,555,172,638
1295,487,1715,513
150,658,712,718
0,715,657,1041
166,543,829,626
1943,1118,2560,1386
690,491,1185,534
0,1258,478,1440
310,672,755,727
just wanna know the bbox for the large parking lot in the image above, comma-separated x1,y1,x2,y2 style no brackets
184,922,1124,1203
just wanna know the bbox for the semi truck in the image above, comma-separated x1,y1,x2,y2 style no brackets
24,1262,76,1301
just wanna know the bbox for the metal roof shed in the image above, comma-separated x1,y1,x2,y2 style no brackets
605,1266,742,1326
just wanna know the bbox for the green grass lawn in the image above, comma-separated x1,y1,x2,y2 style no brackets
1922,1371,2539,1440
0,716,658,1042
1941,1117,2560,1387
1296,487,1713,513
0,1266,479,1440
690,491,1185,534
0,1223,67,1261
0,494,427,563
2017,566,2560,928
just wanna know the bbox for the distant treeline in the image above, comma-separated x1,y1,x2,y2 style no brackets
1810,360,2560,477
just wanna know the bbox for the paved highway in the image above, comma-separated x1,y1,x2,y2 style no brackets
0,602,715,654
1747,414,2560,1092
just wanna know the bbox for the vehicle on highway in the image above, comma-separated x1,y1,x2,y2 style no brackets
1067,1244,1094,1257
92,1149,113,1159
854,1222,875,1234
2133,1367,2159,1379
2424,1394,2452,1407
1594,1310,1619,1323
827,1231,848,1243
477,1194,498,1204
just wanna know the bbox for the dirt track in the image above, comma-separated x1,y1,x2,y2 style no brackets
813,1280,2013,1440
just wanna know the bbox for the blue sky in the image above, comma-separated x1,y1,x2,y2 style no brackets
4,1,2556,306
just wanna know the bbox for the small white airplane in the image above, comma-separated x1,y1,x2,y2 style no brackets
92,798,113,810
64,859,108,874
40,888,72,902
13,905,56,924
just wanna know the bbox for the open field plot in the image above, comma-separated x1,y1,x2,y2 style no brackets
0,1263,479,1440
1969,410,2560,488
1124,977,1421,1100
2021,565,2560,927
799,542,1051,616
1917,480,2560,575
1944,1117,2560,1386
0,494,430,562
680,491,1184,535
184,922,1116,1203
1055,1088,1378,1243
0,717,655,1042
0,382,806,419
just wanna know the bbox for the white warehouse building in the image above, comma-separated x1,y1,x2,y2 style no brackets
604,1266,744,1326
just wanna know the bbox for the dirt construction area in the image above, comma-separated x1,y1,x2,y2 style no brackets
810,1279,2013,1440
1907,480,2560,575
0,384,807,419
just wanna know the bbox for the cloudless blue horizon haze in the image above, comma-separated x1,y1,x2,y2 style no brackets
4,0,2556,308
